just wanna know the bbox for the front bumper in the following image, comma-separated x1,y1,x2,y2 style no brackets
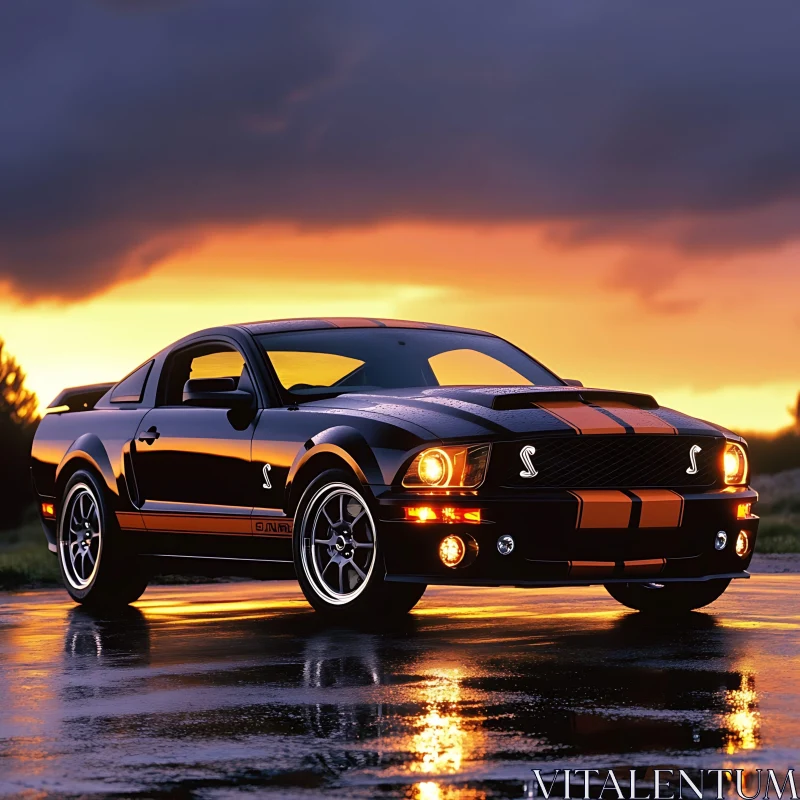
376,487,758,587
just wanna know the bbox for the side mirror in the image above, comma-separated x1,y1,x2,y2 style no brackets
563,378,584,387
183,378,254,409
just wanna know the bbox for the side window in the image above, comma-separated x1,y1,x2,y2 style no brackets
110,360,154,403
161,344,246,405
189,350,245,381
429,349,532,386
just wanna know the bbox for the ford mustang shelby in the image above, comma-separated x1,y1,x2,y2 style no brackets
31,318,758,618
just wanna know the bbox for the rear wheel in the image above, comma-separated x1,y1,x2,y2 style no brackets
294,469,426,619
57,470,149,608
604,579,731,615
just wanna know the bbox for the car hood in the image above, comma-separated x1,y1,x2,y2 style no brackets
306,386,736,441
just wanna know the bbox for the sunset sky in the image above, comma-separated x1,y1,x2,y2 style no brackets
1,2,799,433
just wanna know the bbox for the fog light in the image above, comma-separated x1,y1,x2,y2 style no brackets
439,535,466,568
714,531,728,551
497,535,515,555
735,530,751,558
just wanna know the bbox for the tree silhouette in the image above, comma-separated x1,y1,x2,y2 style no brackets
1,341,38,426
0,340,40,529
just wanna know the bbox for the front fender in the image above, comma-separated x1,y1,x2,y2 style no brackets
286,426,386,509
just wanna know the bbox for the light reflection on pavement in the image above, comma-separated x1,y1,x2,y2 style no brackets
0,577,798,798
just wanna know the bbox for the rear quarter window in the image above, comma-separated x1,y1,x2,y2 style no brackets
110,360,154,403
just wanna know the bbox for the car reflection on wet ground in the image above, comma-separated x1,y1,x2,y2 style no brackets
0,577,798,799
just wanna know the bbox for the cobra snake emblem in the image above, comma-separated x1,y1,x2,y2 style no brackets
686,445,702,475
519,445,538,478
262,463,272,489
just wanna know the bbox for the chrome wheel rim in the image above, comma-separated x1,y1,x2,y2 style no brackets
59,483,103,590
300,483,377,605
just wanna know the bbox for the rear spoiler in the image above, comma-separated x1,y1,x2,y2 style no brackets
46,383,115,414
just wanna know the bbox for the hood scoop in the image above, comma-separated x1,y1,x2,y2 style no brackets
489,388,659,411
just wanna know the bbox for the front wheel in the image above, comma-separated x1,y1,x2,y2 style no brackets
604,579,731,615
293,469,426,619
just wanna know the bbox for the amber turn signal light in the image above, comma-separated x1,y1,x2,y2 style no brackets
41,502,55,520
404,507,481,524
736,503,752,520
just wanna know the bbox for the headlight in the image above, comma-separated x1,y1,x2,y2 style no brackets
418,449,451,485
402,444,490,489
723,441,748,485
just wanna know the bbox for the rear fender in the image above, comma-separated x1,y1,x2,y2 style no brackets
55,434,119,504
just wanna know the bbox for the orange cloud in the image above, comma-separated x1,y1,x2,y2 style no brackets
2,222,796,433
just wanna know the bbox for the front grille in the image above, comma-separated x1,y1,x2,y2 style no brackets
491,435,724,490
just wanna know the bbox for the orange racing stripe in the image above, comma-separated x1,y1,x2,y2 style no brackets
623,558,666,575
630,489,685,528
599,402,678,434
570,490,632,529
535,400,627,435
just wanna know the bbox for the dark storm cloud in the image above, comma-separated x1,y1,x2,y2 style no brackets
2,0,800,299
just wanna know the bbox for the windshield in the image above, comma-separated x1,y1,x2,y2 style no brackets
257,328,562,401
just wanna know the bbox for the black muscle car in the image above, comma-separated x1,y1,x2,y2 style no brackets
31,318,758,618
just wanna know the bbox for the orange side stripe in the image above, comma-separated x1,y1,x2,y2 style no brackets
142,513,252,535
116,511,146,530
631,489,685,528
599,402,678,434
570,490,632,529
536,401,627,435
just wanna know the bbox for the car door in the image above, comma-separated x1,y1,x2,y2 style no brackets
250,406,315,560
132,340,260,537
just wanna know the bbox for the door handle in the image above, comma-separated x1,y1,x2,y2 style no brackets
138,426,160,445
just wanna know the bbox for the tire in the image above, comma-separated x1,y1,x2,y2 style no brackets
604,579,731,615
293,468,426,619
57,470,149,608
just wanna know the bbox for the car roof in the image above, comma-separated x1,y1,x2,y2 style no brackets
234,317,494,337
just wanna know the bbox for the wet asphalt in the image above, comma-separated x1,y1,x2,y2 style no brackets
0,576,798,799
